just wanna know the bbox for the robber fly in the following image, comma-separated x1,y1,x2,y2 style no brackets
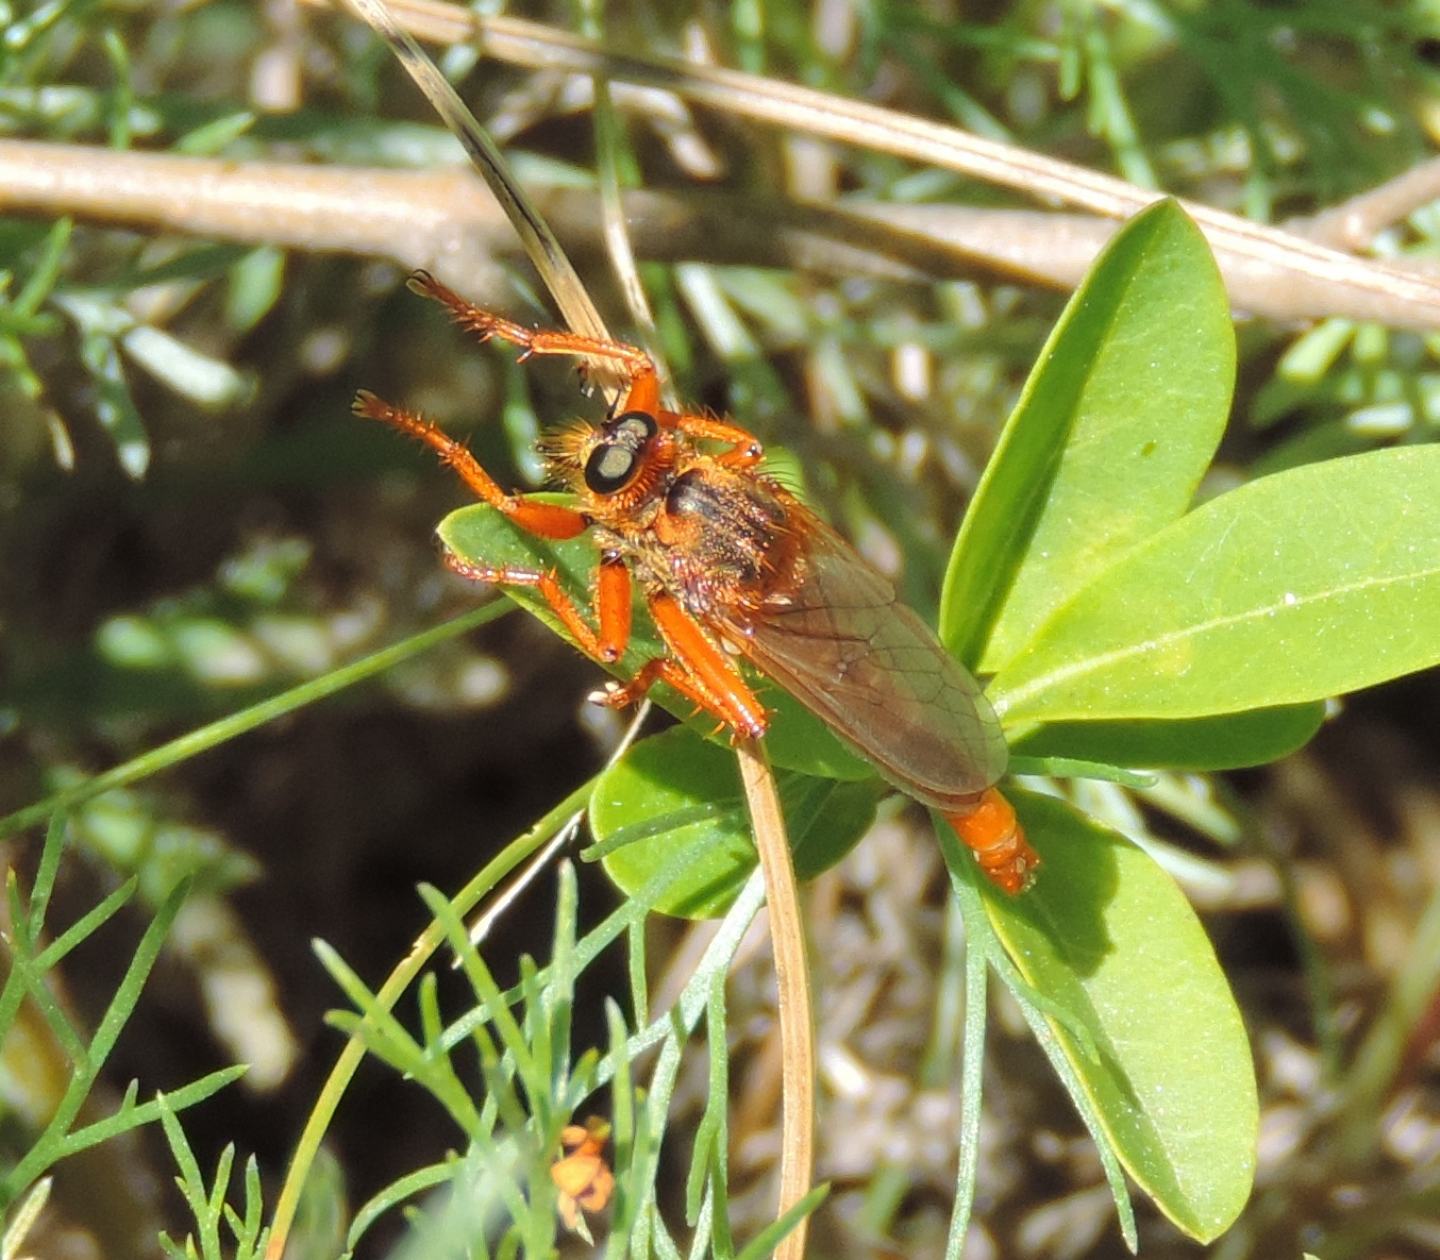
355,273,1038,892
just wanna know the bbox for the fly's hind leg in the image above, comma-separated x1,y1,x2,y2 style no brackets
590,592,768,740
591,658,718,723
650,594,767,738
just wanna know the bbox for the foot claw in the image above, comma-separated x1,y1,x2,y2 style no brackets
588,681,628,709
351,388,385,417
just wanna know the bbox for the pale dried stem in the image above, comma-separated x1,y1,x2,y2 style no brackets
301,0,1440,330
0,141,973,288
336,4,812,1251
736,736,815,1260
4,15,1438,325
11,137,1440,330
1292,154,1440,251
340,0,621,399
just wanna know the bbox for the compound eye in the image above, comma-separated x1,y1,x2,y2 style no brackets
611,410,658,444
583,410,658,495
584,442,640,494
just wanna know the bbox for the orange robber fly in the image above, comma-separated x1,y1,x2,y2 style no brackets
355,273,1039,892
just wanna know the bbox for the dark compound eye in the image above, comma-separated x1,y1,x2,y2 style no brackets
611,410,658,444
584,442,640,494
582,411,659,495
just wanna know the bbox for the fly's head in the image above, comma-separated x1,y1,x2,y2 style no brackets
540,408,679,524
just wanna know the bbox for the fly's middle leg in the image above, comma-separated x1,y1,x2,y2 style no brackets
442,553,632,664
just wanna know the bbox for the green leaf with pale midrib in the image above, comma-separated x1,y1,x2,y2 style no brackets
992,445,1440,724
941,200,1234,674
985,791,1257,1241
1011,703,1325,771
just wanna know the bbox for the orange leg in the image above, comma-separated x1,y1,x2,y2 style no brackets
647,593,768,738
354,391,588,540
672,412,765,468
407,271,662,416
592,656,722,723
944,788,1040,894
444,557,758,736
408,273,769,465
442,553,632,664
442,547,742,734
594,556,631,662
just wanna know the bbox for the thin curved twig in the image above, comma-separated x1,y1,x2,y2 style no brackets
341,0,620,396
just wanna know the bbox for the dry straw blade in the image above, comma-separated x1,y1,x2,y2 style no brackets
340,0,616,372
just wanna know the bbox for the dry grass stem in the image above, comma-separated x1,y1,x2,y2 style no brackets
302,0,1440,329
11,137,1440,330
341,0,620,397
736,736,815,1260
0,142,958,286
331,8,814,1251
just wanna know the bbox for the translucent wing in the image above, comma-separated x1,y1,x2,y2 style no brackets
728,518,1008,809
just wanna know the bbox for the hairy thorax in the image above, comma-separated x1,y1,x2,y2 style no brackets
594,458,803,625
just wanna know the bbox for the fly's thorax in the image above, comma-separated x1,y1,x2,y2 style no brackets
544,411,801,617
652,465,797,601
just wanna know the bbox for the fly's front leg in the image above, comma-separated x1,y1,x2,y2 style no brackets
407,272,663,415
404,274,766,464
444,552,633,664
671,412,765,469
354,391,587,540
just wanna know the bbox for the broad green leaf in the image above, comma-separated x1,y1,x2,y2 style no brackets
941,200,1234,673
1012,702,1325,771
591,728,880,919
992,446,1440,723
986,791,1256,1241
439,502,871,781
